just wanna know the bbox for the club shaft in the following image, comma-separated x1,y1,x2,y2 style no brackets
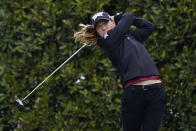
21,44,86,101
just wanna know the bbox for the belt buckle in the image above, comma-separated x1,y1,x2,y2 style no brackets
142,85,148,91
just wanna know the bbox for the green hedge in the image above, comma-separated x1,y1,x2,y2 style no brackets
0,0,195,130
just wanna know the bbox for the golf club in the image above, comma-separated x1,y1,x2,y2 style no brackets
16,44,86,108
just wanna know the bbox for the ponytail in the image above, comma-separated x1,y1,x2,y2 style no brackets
74,24,99,46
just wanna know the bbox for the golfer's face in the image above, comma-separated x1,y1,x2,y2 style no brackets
95,20,115,38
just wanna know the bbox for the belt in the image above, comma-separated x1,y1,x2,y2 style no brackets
124,83,163,91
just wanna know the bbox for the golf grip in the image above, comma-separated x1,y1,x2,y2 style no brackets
22,44,86,101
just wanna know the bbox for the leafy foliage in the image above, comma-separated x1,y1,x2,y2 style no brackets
0,0,195,130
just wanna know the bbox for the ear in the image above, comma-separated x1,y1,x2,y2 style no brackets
111,19,116,25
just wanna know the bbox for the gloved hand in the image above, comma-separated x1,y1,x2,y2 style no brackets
114,12,124,24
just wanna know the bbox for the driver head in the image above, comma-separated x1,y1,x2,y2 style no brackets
16,99,24,111
16,99,24,106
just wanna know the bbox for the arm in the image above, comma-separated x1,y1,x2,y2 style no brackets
130,18,155,43
105,12,136,41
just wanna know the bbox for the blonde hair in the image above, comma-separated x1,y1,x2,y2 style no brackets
74,24,100,46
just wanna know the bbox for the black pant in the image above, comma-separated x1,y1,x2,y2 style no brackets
121,83,166,131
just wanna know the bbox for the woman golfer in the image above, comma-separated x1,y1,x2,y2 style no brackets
74,11,166,131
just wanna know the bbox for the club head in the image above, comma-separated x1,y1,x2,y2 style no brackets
16,99,24,106
16,99,24,111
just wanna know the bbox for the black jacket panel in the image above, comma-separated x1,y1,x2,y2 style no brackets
97,13,160,86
